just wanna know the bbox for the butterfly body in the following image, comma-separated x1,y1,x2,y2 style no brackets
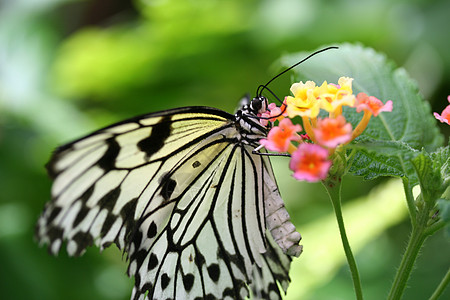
36,97,301,300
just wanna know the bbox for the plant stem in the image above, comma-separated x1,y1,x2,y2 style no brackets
429,267,450,300
323,181,364,300
387,228,427,300
402,177,416,226
424,220,446,236
387,199,434,300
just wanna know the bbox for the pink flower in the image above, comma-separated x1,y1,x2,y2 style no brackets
259,118,302,152
355,93,393,116
314,115,352,148
289,143,332,182
258,102,287,126
434,95,450,125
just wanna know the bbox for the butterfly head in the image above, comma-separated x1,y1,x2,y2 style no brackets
238,95,269,115
249,96,269,115
234,95,271,141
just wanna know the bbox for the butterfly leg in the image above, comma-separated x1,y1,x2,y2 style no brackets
252,145,290,157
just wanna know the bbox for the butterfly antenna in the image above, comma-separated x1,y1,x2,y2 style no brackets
256,46,338,98
260,85,282,104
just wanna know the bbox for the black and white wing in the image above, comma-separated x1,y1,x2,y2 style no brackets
36,106,302,299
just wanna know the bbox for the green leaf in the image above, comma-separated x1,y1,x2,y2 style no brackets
280,44,444,181
348,138,419,182
412,151,442,203
431,146,450,185
437,199,450,237
411,146,450,204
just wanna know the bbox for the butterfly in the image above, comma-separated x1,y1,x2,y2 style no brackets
32,45,342,299
35,94,302,299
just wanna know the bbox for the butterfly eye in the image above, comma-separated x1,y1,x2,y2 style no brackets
250,96,267,114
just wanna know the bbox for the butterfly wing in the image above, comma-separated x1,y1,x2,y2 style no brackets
250,230,292,299
36,106,297,299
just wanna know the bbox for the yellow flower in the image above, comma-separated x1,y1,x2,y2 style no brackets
286,81,320,118
317,77,355,113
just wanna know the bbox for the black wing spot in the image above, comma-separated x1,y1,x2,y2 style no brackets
98,138,120,170
268,282,280,296
120,197,138,243
207,263,220,282
141,283,152,294
161,273,170,290
100,213,116,237
134,273,141,289
147,221,157,238
192,161,201,168
98,187,121,211
132,229,143,249
80,185,95,203
47,227,63,242
160,173,177,201
182,274,195,291
223,286,237,298
137,115,172,159
101,241,112,249
148,253,159,270
194,251,205,268
72,231,93,256
46,206,62,225
73,205,89,228
120,197,138,221
131,249,147,271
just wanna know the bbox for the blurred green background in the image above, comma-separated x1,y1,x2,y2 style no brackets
0,0,449,299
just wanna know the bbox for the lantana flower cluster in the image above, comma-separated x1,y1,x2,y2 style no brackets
259,77,393,182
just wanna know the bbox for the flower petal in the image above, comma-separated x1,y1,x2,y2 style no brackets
289,143,331,182
314,116,353,148
260,118,302,152
355,93,393,116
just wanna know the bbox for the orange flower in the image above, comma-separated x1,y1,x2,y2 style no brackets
350,93,394,140
259,118,302,152
433,95,450,125
314,116,352,148
289,143,332,182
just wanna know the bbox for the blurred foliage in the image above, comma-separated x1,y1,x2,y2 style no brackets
0,0,449,299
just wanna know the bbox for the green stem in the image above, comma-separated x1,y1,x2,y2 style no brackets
429,267,450,300
387,228,427,300
424,220,446,236
323,181,364,300
387,200,434,300
402,177,416,226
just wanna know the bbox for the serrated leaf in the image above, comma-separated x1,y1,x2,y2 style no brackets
280,44,444,181
411,151,444,203
431,146,450,184
348,139,419,182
